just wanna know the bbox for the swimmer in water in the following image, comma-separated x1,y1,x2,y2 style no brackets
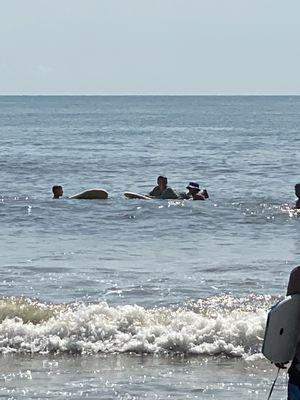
295,184,300,209
148,176,179,199
52,185,63,199
186,182,209,201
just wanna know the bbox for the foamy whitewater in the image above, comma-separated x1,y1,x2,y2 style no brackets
0,295,270,357
1,95,300,399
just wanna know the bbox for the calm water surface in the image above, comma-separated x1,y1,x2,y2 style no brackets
0,96,299,399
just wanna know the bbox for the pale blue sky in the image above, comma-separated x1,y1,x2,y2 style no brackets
0,0,299,94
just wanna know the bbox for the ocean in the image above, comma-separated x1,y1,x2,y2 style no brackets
0,95,299,399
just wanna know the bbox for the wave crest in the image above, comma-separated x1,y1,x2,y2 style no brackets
0,295,273,357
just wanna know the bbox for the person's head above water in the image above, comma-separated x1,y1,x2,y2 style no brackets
52,185,63,199
287,266,300,295
186,182,200,195
295,184,300,198
157,175,168,190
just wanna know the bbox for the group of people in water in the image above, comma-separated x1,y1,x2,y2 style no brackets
52,176,300,209
52,175,300,399
147,175,209,200
52,175,209,201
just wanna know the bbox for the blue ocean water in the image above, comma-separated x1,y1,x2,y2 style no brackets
0,96,299,399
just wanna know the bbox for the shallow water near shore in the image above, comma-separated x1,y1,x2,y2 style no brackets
1,95,300,398
0,354,288,399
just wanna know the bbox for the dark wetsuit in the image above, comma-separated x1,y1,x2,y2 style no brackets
288,344,300,399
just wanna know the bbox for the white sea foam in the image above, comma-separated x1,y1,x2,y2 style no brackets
0,295,273,357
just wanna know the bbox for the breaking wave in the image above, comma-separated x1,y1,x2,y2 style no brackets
0,294,275,358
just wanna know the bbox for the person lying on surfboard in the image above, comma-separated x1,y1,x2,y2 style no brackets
275,266,300,399
295,184,300,209
185,182,209,201
148,175,179,200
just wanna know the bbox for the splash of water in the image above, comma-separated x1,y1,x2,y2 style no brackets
0,295,275,357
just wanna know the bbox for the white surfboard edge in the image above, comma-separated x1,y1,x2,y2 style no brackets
124,192,151,200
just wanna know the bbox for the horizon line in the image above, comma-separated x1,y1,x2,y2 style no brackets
1,93,300,97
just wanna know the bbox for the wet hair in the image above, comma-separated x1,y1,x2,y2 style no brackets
52,185,62,194
157,175,167,184
52,185,63,198
287,266,300,295
295,183,300,190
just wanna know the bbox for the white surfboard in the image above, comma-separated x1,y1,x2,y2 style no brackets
262,295,300,363
124,192,151,200
69,188,108,200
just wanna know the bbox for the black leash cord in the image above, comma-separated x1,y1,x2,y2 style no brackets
267,367,280,400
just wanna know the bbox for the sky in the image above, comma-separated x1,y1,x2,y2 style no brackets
0,0,300,95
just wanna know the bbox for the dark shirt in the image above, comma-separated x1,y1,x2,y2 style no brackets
289,357,300,385
288,343,300,384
